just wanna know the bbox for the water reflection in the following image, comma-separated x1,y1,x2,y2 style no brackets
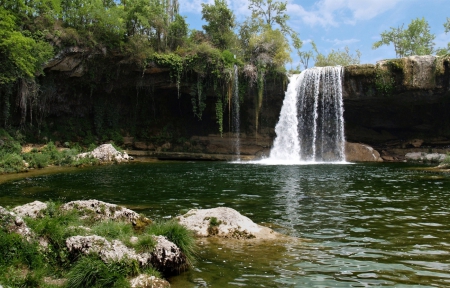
0,162,450,287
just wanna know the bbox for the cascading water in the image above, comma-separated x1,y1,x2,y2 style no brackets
232,64,240,159
265,66,345,164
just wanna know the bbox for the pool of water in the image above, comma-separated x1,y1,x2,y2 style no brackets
0,161,449,287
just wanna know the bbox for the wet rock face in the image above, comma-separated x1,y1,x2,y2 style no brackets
345,142,383,162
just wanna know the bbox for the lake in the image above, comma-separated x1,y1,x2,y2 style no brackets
0,161,449,287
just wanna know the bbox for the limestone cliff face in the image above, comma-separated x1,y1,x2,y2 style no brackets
343,55,450,149
23,51,450,160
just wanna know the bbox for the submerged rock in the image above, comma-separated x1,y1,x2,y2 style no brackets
12,201,47,219
130,274,170,288
177,207,279,240
77,143,129,162
60,199,151,225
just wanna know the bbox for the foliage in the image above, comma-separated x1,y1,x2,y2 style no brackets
314,46,361,67
374,68,395,96
215,98,224,136
373,17,435,58
201,0,236,50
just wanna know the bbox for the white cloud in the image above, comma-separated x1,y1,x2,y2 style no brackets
287,0,406,27
179,0,250,17
324,38,360,46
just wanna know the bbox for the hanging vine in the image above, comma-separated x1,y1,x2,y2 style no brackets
190,74,206,120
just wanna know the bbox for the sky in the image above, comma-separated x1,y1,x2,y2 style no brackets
177,0,450,68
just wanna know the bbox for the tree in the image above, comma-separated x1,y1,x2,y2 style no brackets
373,17,435,58
201,0,236,50
314,46,361,67
436,18,450,56
248,0,302,51
0,7,53,84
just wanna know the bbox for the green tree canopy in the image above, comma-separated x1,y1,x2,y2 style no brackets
373,17,435,58
314,45,361,67
201,0,236,50
0,7,54,84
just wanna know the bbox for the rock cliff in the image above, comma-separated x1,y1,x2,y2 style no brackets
11,50,450,162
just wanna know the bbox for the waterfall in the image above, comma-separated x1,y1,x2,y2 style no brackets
266,66,345,163
232,64,240,159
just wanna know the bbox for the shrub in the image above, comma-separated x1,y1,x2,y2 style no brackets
0,153,24,173
28,153,50,168
0,230,43,269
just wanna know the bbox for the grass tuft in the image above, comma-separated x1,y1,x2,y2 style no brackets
145,220,197,267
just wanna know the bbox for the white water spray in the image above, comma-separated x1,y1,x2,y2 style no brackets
264,66,346,164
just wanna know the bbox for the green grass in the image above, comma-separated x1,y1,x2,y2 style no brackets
0,201,197,286
91,220,134,242
66,255,133,288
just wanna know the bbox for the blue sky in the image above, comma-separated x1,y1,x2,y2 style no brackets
178,0,450,68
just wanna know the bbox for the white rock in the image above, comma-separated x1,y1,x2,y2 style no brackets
77,144,129,162
12,201,47,219
177,207,279,239
66,235,151,265
130,274,170,288
61,199,148,224
0,206,34,240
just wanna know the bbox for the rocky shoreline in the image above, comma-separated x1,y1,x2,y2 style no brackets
0,200,285,287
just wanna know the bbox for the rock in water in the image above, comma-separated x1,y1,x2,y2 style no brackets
177,207,279,239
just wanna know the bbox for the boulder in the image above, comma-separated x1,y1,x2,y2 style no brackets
61,199,151,225
66,235,187,275
77,144,129,162
345,142,383,162
66,235,150,265
150,235,187,275
0,206,33,240
405,152,446,163
177,207,279,240
12,201,47,219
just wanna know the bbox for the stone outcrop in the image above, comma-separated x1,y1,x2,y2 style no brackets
345,142,383,162
77,144,130,162
150,235,188,275
66,235,151,264
405,152,446,163
177,207,280,240
0,206,33,240
61,199,151,225
12,201,48,219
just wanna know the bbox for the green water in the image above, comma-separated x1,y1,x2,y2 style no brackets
0,161,449,287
